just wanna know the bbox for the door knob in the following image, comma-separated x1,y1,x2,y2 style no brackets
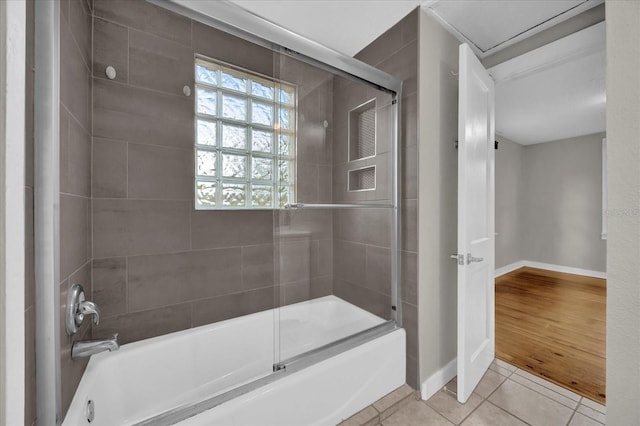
467,254,484,264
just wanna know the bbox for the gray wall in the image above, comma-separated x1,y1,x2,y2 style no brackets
59,0,93,415
495,133,606,273
522,133,606,272
495,136,525,269
90,0,334,345
606,1,640,423
417,9,460,388
351,9,419,388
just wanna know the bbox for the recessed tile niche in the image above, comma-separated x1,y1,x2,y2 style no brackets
348,166,376,192
348,99,376,192
349,99,376,161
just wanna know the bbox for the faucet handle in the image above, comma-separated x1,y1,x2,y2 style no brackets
78,300,101,326
66,284,103,335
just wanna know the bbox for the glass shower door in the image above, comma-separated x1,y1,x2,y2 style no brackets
272,53,400,370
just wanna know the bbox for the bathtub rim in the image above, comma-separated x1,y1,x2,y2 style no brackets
133,320,400,426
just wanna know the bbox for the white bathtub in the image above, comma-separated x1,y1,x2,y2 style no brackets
63,296,406,426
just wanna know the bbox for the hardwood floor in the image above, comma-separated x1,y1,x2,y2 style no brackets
495,267,606,404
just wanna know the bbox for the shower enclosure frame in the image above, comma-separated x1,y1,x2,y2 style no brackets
33,0,404,424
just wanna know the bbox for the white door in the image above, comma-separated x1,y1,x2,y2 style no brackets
456,43,495,403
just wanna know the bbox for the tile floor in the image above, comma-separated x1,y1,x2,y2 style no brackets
338,359,606,426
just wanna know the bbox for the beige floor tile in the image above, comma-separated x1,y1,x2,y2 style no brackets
373,384,415,413
494,358,518,372
489,360,515,377
381,400,454,426
570,412,605,426
510,372,579,409
474,369,508,398
426,389,483,424
514,369,582,402
577,404,607,424
338,405,379,426
461,401,528,426
580,398,606,414
489,379,574,426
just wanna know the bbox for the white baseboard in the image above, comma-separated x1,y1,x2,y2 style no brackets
494,261,527,277
495,260,606,279
420,358,457,401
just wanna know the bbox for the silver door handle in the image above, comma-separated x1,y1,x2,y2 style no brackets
467,254,484,264
450,254,464,265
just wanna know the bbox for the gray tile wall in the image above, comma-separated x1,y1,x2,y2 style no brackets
335,9,419,388
59,0,94,417
90,0,333,347
55,0,415,415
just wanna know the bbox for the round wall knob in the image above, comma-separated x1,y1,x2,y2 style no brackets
183,85,192,97
105,66,117,80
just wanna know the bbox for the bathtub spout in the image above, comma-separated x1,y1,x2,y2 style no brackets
72,334,119,360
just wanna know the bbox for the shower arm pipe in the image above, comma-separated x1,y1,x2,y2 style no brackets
148,0,403,95
283,203,394,210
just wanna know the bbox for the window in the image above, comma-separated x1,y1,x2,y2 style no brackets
194,57,296,209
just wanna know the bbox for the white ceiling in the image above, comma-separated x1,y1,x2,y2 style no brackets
424,0,599,58
490,22,606,145
228,0,423,56
224,0,605,145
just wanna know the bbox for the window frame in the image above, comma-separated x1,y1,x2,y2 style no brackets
194,56,297,210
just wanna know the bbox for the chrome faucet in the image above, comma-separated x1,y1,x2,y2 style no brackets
66,284,101,335
72,334,120,359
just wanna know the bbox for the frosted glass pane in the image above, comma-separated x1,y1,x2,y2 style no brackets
222,182,246,206
252,102,273,126
221,72,247,92
197,88,217,116
222,94,247,121
252,157,273,180
222,153,246,178
252,184,273,207
196,181,216,207
279,88,294,105
279,134,291,156
278,185,291,207
196,150,216,176
197,120,216,146
279,108,292,130
196,64,217,85
279,160,291,183
252,130,273,153
222,124,246,149
251,81,274,100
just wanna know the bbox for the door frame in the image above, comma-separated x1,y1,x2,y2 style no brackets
0,0,27,424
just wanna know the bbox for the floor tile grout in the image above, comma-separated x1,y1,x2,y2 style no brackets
506,374,581,411
352,358,605,426
513,368,583,402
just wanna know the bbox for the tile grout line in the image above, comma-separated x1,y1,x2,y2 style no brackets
509,372,582,411
565,404,579,426
480,372,534,426
512,368,585,402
